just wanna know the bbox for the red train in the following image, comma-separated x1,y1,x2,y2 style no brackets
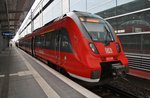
18,11,128,82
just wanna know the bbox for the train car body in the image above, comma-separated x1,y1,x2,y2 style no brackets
19,11,128,82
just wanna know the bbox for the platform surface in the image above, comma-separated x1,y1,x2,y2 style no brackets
0,47,100,98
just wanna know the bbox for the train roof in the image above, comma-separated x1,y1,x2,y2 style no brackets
32,11,102,33
19,11,106,41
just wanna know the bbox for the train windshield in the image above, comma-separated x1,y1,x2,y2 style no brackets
79,16,116,42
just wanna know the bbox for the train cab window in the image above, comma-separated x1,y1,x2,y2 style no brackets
60,28,73,53
76,12,116,43
80,17,115,42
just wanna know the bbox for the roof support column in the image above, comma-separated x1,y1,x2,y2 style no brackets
31,10,34,33
5,0,10,31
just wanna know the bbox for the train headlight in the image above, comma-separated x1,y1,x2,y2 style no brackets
91,70,100,79
116,43,121,53
89,43,99,54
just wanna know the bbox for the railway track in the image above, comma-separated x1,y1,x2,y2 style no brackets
101,84,138,98
88,85,137,98
36,57,150,98
50,63,150,98
84,77,150,98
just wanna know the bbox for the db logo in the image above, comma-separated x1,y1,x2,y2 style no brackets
105,48,113,54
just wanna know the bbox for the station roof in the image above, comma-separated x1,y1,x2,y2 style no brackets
0,0,35,34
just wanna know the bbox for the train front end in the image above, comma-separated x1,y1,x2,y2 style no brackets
72,11,128,82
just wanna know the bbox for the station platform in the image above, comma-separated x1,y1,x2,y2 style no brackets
0,46,100,98
128,68,150,80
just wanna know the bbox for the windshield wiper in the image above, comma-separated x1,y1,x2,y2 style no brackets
104,26,113,46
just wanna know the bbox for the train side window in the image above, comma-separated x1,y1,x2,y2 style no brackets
40,35,45,48
34,36,37,48
29,39,31,49
45,33,51,49
51,32,56,50
55,30,61,51
45,31,57,50
60,28,73,53
35,36,41,48
37,36,40,48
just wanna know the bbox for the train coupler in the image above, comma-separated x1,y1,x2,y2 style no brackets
112,64,129,77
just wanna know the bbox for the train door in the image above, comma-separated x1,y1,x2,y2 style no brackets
56,28,73,66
